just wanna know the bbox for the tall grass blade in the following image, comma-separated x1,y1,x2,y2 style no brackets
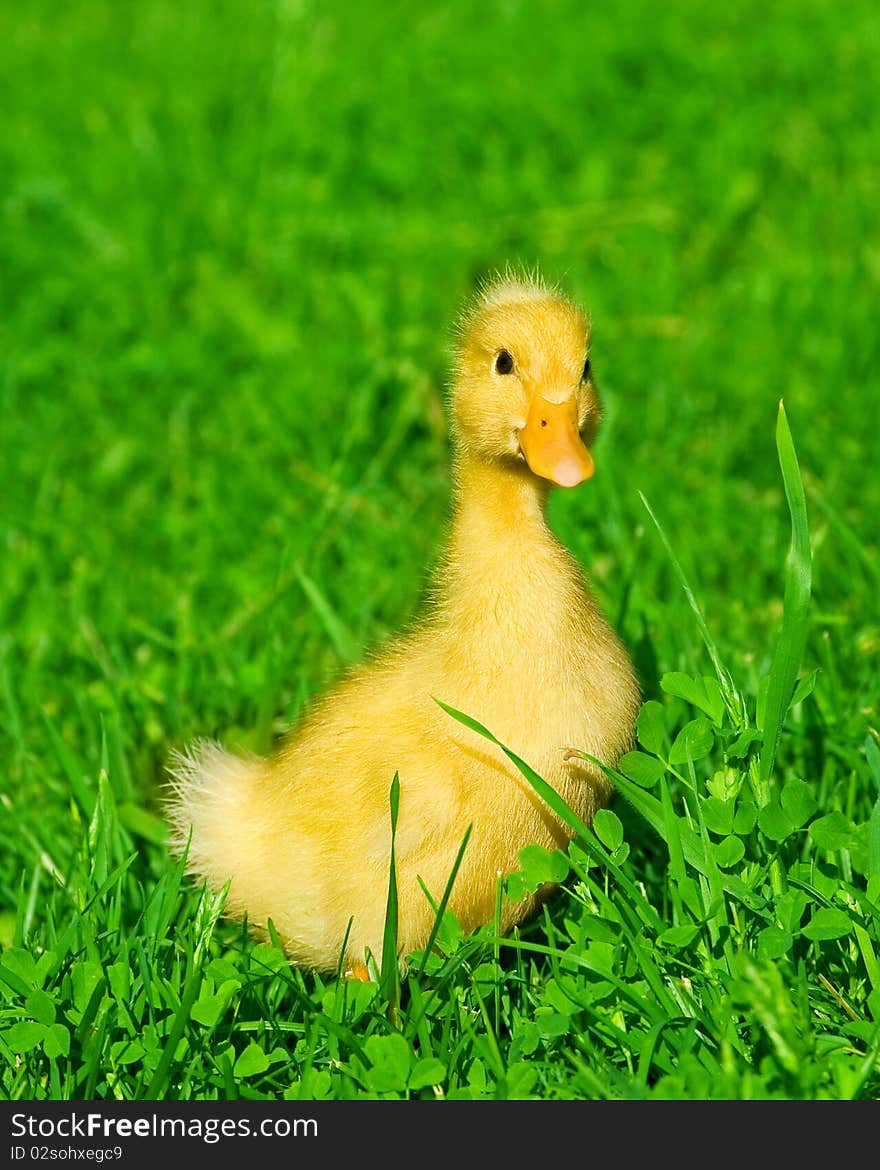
864,733,880,793
434,699,591,839
639,492,746,728
415,823,472,978
757,401,812,786
296,569,358,664
435,698,665,930
380,773,401,1014
42,711,95,818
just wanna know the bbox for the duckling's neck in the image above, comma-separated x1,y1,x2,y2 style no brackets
436,453,578,616
450,453,550,543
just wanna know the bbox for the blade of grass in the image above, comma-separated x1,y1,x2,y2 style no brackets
639,493,747,729
435,698,664,931
810,481,880,587
660,775,688,889
864,732,880,794
380,773,401,1018
757,400,812,789
415,823,472,978
468,973,506,1087
435,699,591,836
296,568,359,664
41,711,96,819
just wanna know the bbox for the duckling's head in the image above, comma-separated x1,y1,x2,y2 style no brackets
452,273,599,488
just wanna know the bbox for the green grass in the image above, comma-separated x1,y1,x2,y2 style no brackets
1,0,879,1101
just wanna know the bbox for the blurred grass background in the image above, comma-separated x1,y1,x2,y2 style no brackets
1,0,878,883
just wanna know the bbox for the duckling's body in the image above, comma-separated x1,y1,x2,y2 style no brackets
167,275,640,974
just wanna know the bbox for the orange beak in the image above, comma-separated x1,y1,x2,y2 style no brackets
518,394,595,488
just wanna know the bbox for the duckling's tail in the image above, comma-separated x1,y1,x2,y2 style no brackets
165,739,264,893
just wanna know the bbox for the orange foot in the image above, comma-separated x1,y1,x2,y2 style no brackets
345,959,370,982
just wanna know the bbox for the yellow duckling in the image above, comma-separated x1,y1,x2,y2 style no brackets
166,273,640,977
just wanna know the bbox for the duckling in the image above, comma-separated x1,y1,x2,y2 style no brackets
166,272,641,977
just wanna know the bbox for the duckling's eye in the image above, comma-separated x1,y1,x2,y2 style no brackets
581,358,592,382
494,349,514,376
